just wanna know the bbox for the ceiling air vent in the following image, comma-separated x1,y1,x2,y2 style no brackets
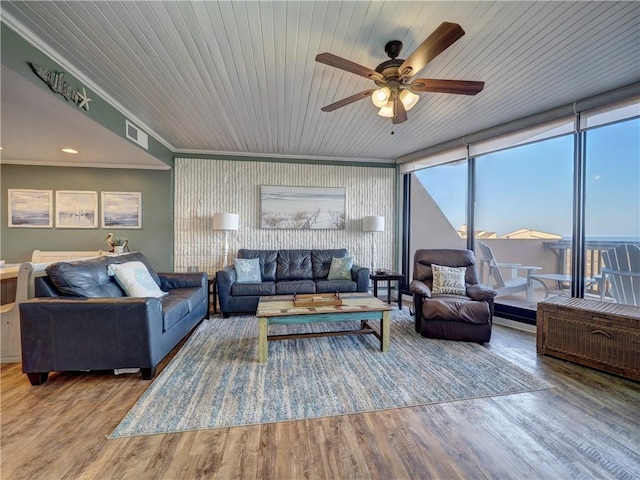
125,120,148,150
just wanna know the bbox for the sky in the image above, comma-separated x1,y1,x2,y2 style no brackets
416,117,640,239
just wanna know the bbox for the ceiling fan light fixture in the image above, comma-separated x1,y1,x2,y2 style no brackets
378,102,394,118
371,87,391,108
316,22,482,124
400,90,420,110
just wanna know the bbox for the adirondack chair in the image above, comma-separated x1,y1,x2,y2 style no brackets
477,242,541,302
600,244,640,306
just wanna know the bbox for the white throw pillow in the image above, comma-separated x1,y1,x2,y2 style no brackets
107,261,167,298
431,264,467,296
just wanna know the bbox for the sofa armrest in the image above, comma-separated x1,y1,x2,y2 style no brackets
215,266,237,314
159,272,208,290
215,266,237,294
465,284,496,318
19,297,164,373
466,284,497,301
351,264,370,292
410,279,431,298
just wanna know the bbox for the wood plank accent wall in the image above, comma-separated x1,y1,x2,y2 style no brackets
174,158,396,275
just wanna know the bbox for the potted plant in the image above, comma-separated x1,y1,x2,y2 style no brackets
111,237,128,254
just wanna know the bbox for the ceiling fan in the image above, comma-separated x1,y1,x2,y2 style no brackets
315,22,484,124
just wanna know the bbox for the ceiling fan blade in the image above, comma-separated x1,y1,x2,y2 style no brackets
409,79,485,95
315,53,383,81
398,22,465,79
392,96,407,124
320,89,376,112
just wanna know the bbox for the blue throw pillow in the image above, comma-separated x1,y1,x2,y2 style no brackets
327,256,353,280
234,258,261,283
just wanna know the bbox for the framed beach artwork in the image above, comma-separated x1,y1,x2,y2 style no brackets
8,189,53,228
55,190,98,228
101,191,142,229
260,185,346,229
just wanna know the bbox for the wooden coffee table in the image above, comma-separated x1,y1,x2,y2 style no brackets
255,292,392,362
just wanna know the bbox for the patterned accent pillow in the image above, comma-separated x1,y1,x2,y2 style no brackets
234,257,262,283
431,264,467,296
327,256,354,280
107,261,168,298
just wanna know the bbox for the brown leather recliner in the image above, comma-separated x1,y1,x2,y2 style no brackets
410,249,497,343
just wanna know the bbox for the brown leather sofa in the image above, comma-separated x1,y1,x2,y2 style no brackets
410,249,497,343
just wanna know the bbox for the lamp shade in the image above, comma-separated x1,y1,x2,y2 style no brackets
363,215,385,232
213,213,239,231
371,87,391,108
378,102,394,118
400,89,419,111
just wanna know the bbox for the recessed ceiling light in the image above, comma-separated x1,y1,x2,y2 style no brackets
61,148,79,154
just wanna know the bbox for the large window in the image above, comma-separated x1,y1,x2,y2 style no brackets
474,135,574,310
584,117,640,300
585,118,640,240
404,97,639,321
410,161,467,276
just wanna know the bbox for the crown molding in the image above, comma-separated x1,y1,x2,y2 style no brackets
0,159,171,171
174,148,395,164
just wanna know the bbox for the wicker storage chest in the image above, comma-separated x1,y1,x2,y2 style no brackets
537,296,640,381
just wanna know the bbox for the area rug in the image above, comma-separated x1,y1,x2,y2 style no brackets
109,310,551,438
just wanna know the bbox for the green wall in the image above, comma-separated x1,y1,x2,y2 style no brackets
0,165,174,271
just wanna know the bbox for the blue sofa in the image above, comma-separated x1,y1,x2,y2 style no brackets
216,248,370,316
19,252,208,385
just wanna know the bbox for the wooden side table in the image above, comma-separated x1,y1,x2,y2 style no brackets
208,278,217,315
370,272,405,310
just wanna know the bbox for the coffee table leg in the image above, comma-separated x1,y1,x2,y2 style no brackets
381,310,390,352
258,317,268,362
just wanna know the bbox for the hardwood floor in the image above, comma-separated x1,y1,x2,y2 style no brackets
1,321,639,480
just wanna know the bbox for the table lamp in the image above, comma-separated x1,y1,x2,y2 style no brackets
213,213,239,268
363,215,385,274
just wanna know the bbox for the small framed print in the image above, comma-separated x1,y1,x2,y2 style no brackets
101,192,142,229
8,189,53,228
55,190,98,228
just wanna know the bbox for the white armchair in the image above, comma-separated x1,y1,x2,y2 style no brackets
600,244,640,306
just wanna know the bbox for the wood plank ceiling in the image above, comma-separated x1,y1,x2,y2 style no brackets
1,1,639,164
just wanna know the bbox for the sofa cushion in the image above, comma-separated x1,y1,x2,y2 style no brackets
275,280,316,294
173,286,207,312
161,292,191,331
231,282,276,296
327,256,353,280
315,279,357,293
239,249,278,281
46,256,125,298
34,276,62,297
423,294,490,324
107,261,168,298
234,258,262,283
277,250,312,280
311,249,348,279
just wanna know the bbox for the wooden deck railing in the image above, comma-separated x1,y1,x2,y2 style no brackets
543,240,640,294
